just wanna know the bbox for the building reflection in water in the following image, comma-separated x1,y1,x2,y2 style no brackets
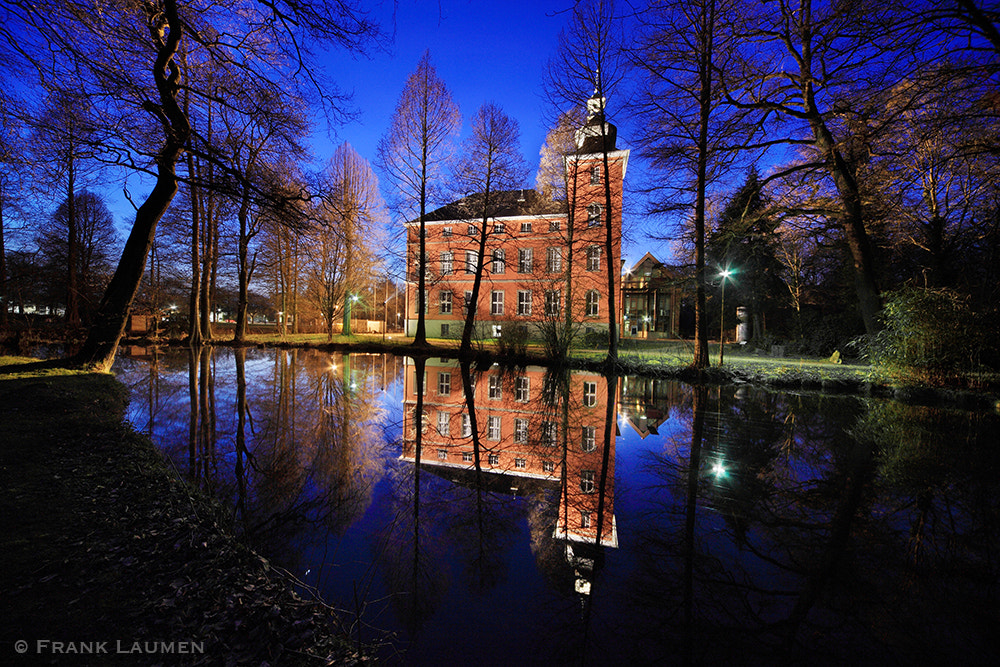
401,357,629,598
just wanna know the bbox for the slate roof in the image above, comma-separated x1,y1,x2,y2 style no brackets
421,189,565,222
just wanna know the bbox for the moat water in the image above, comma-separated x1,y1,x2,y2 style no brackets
113,346,1000,665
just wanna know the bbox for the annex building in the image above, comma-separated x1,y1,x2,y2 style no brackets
404,91,628,341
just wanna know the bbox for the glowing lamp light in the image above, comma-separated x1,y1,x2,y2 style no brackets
711,461,727,478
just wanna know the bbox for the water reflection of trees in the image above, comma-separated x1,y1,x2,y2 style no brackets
623,386,1000,665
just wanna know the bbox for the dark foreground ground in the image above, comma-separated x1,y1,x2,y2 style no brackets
0,358,370,666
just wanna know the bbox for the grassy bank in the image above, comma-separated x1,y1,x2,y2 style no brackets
0,356,369,665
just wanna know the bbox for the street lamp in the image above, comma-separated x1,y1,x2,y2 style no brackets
718,268,733,366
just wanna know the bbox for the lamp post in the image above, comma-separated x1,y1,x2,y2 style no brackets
718,268,732,366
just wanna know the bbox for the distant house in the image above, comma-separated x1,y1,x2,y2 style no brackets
621,252,682,339
404,90,629,341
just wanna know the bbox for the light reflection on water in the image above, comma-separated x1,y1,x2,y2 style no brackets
114,346,1000,665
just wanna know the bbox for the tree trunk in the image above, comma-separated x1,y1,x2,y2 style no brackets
71,0,189,370
234,187,251,344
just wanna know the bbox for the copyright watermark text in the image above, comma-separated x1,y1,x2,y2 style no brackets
14,639,205,656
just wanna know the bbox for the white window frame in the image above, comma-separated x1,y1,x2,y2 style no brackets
440,251,453,275
582,425,596,452
488,375,501,400
438,371,451,396
440,290,453,314
587,246,601,271
547,247,563,273
514,418,528,444
518,247,533,273
437,411,450,436
487,415,501,441
583,381,597,407
491,290,504,316
492,248,505,273
515,376,530,402
517,290,532,316
586,290,599,316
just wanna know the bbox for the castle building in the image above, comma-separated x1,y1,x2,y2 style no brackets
404,91,628,341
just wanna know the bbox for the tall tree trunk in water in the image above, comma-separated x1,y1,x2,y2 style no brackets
71,0,189,370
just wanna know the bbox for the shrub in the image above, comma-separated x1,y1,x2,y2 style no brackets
862,287,987,385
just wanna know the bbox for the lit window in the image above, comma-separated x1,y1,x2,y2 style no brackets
583,381,597,407
438,372,451,396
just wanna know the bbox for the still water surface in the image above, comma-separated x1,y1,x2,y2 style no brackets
113,347,1000,665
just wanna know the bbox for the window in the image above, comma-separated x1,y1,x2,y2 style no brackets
461,414,472,438
437,449,448,461
587,245,601,271
488,375,501,399
514,418,528,444
587,203,602,226
440,291,453,314
581,470,596,493
547,247,563,273
491,290,504,316
515,376,530,402
493,222,505,234
518,247,533,273
463,291,473,314
542,421,558,446
441,323,450,337
549,220,561,232
487,416,501,441
515,458,526,470
545,290,561,316
590,165,601,184
492,248,505,273
583,381,597,407
438,372,451,396
586,290,600,316
581,512,592,528
443,226,453,237
492,324,503,338
440,251,453,275
543,460,555,473
517,290,532,316
463,451,474,462
520,221,533,233
582,425,596,452
467,224,477,236
437,411,450,436
489,453,500,466
465,250,478,274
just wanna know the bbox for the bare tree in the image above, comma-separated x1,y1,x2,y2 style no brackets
0,0,379,369
629,0,759,368
453,102,528,354
377,50,460,347
546,0,625,361
322,142,385,337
